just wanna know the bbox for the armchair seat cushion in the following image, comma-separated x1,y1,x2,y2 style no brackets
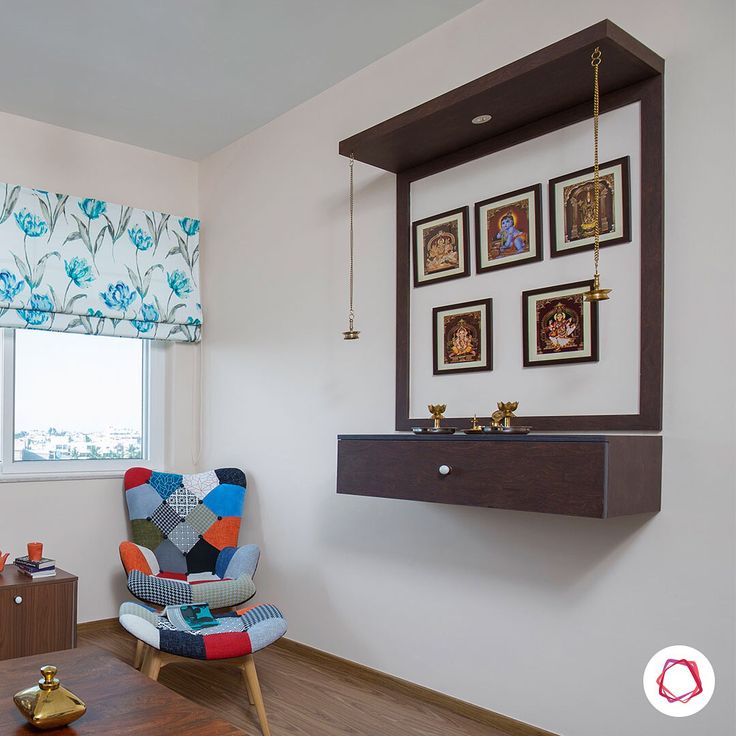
119,601,287,660
128,569,255,609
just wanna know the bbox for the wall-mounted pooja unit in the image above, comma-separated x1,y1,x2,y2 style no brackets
339,19,664,434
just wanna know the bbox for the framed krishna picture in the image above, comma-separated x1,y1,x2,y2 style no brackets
432,298,493,374
412,206,470,287
475,184,542,272
522,280,598,367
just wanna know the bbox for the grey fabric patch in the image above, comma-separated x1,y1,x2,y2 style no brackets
154,538,188,574
186,503,217,534
169,522,200,553
126,483,163,520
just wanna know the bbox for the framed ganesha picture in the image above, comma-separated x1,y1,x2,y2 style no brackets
432,298,493,375
475,183,542,272
522,281,599,367
412,206,470,287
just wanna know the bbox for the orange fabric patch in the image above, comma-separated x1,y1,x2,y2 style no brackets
203,517,241,550
119,541,152,575
235,604,259,616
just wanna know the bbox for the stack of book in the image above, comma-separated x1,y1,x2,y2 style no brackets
14,555,56,579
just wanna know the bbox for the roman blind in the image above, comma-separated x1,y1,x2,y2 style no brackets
0,182,201,342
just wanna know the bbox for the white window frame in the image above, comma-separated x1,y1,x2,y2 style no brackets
0,329,165,481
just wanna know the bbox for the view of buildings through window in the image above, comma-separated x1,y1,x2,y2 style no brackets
13,330,144,461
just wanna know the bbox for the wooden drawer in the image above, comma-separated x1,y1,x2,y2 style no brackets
0,567,77,660
337,435,661,518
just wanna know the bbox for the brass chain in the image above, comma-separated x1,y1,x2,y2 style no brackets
592,47,602,275
348,153,355,331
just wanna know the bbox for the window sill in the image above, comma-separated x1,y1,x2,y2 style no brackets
0,470,126,484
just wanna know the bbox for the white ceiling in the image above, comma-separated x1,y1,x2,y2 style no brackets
0,0,480,160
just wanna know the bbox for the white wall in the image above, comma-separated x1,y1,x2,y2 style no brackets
0,111,199,622
196,2,736,735
410,103,641,417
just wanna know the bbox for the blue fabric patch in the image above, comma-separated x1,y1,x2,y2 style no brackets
216,547,238,579
224,544,260,579
202,484,245,517
126,483,162,520
160,628,207,659
149,472,183,500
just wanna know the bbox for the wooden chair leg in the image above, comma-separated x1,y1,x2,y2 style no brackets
140,646,152,676
244,677,256,705
142,649,162,681
241,655,271,736
134,639,146,670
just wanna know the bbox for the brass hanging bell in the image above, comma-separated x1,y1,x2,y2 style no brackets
584,272,612,302
342,153,360,340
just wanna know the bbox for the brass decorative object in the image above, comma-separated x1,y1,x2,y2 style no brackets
342,153,360,340
584,47,612,302
497,401,519,428
483,401,532,434
428,404,446,429
462,414,485,434
13,665,86,730
412,404,455,434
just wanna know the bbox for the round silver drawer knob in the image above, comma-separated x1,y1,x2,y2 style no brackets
438,464,452,476
14,595,23,604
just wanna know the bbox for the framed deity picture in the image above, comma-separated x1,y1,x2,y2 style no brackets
549,156,631,257
522,281,598,367
474,184,542,272
412,206,470,287
432,298,492,375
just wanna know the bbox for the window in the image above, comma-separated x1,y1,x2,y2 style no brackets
0,329,164,478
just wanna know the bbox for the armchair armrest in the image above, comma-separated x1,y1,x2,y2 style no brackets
119,541,160,576
216,544,260,580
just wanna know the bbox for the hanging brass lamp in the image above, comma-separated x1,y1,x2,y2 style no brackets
342,153,360,339
584,47,612,302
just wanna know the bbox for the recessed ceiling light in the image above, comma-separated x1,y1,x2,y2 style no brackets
471,114,493,125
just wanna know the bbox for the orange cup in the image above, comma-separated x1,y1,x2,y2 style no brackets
27,542,43,562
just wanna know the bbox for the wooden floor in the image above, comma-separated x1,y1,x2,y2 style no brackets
80,625,509,736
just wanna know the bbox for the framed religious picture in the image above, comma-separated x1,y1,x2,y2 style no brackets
474,183,543,272
522,281,599,367
549,156,631,257
432,298,493,375
412,206,470,287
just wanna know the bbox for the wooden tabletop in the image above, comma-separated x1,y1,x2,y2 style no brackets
0,644,246,735
0,565,77,588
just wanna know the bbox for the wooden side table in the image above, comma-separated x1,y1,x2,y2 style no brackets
0,565,77,660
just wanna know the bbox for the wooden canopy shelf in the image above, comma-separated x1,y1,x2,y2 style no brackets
337,434,662,518
339,20,663,174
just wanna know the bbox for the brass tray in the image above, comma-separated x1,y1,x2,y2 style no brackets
460,428,486,434
411,427,456,435
483,425,532,434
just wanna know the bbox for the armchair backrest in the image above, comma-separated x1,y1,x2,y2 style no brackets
123,467,246,575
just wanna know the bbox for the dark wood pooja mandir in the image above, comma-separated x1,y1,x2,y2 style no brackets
336,21,664,516
337,435,661,518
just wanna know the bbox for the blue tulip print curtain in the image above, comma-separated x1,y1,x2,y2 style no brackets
0,181,201,342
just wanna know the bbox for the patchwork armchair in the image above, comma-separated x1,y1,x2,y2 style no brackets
119,467,260,611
